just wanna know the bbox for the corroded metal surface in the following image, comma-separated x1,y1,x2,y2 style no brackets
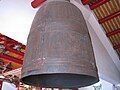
21,0,99,88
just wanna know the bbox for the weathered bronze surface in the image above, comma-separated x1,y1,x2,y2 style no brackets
21,0,99,88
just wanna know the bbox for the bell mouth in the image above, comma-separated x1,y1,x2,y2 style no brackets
21,73,99,88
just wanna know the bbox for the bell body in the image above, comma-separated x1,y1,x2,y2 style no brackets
21,0,99,88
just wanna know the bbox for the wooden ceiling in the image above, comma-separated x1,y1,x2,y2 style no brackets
82,0,120,58
0,33,25,72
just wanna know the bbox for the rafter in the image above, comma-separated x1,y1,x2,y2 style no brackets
89,0,110,10
99,11,120,24
0,54,23,65
106,28,120,37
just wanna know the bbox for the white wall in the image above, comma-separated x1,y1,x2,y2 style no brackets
79,86,94,90
87,22,120,84
71,0,120,85
101,79,113,90
79,79,113,90
2,82,17,90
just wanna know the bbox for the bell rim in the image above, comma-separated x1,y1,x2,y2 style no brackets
21,73,99,88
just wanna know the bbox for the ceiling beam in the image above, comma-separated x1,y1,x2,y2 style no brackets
0,33,25,56
6,47,24,56
98,11,120,24
0,54,23,65
89,0,110,10
106,28,120,37
113,44,120,50
0,33,26,49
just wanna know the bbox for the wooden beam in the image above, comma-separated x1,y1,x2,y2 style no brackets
0,54,23,65
106,28,120,37
6,47,24,56
99,11,120,24
113,44,120,50
89,0,110,10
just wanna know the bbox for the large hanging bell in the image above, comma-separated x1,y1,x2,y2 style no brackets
21,0,99,88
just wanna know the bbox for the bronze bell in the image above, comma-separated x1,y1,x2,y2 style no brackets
21,0,99,88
